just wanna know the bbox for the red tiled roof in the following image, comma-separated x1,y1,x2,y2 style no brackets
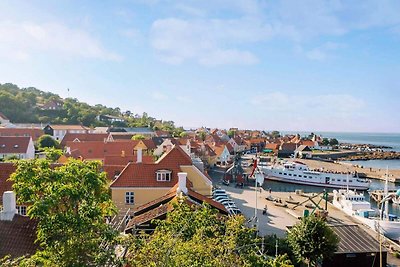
141,139,156,150
103,164,128,181
0,128,44,141
0,163,16,203
0,136,31,154
0,215,38,258
155,130,170,137
60,133,108,147
125,186,227,231
265,143,279,150
300,140,315,147
110,145,192,188
103,154,154,165
65,140,140,160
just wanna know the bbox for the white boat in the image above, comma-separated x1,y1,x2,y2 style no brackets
262,161,370,190
333,189,400,242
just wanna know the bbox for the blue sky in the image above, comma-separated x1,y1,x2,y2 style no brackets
1,0,400,132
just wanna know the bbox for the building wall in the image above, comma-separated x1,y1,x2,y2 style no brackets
180,165,212,197
111,187,171,215
153,139,174,156
26,138,35,159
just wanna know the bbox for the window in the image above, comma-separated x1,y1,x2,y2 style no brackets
156,170,172,181
17,205,27,216
125,192,134,204
278,172,282,175
289,174,292,176
298,175,302,177
293,174,297,177
349,180,353,183
284,173,287,176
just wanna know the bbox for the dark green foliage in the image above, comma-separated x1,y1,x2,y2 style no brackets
329,138,339,146
37,135,59,149
9,159,119,266
0,83,182,132
287,215,339,266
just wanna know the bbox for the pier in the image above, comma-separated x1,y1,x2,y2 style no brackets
370,190,399,203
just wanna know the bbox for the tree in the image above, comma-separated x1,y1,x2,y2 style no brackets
271,131,281,138
37,134,59,149
131,134,146,140
287,215,339,266
227,130,236,138
179,131,188,138
125,201,292,267
198,131,207,141
10,159,118,266
321,138,330,146
329,138,339,146
42,147,63,162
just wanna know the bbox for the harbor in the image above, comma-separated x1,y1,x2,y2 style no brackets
210,160,400,266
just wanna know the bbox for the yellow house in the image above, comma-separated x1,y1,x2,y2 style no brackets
110,145,212,217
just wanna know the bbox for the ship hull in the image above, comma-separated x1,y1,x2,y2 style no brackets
265,174,370,190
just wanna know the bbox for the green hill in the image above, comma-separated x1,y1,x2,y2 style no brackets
0,83,181,134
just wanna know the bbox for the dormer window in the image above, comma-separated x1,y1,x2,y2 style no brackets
156,170,172,181
14,144,19,148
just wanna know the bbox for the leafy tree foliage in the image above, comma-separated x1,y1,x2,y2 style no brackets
10,159,118,266
287,215,339,266
37,134,59,149
271,131,281,138
227,130,236,138
0,83,183,133
321,138,330,146
41,147,63,162
125,201,293,267
329,138,339,146
198,131,207,141
131,134,146,140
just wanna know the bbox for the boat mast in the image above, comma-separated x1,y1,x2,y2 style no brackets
384,167,389,221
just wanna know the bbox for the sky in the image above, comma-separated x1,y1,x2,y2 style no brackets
0,0,400,133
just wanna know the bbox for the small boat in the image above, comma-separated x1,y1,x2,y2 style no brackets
286,196,300,205
265,195,276,201
305,203,316,209
273,198,288,207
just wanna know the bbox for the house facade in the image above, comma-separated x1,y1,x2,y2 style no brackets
43,124,90,141
110,145,212,217
0,137,35,159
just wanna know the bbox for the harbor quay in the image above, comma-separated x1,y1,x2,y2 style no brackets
210,170,400,266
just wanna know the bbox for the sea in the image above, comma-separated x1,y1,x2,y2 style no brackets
281,131,400,170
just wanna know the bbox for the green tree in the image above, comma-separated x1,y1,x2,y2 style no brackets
271,131,281,138
227,130,236,138
321,138,330,146
37,135,59,149
10,159,118,266
179,131,188,138
198,131,207,141
287,215,339,267
42,147,63,162
131,134,146,140
126,201,291,267
329,138,339,146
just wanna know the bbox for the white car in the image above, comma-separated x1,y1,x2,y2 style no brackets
214,195,230,202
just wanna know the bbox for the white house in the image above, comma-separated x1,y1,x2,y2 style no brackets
43,124,90,141
0,136,35,159
213,145,231,166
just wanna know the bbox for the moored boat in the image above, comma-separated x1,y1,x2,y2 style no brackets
333,189,400,242
262,161,370,190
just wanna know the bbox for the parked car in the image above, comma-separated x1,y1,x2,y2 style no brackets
213,189,226,195
214,195,230,202
228,208,242,215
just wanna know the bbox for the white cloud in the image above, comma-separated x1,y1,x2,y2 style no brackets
150,17,268,65
0,21,121,61
151,91,168,100
251,92,365,114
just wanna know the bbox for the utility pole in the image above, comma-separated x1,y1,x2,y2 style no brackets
275,239,278,257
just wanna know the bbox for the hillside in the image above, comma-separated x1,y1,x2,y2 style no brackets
0,83,182,134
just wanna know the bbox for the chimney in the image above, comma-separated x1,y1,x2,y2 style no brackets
136,148,142,163
0,191,17,221
66,146,71,154
121,150,125,157
177,172,188,195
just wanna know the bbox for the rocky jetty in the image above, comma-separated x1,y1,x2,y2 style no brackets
338,151,400,161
